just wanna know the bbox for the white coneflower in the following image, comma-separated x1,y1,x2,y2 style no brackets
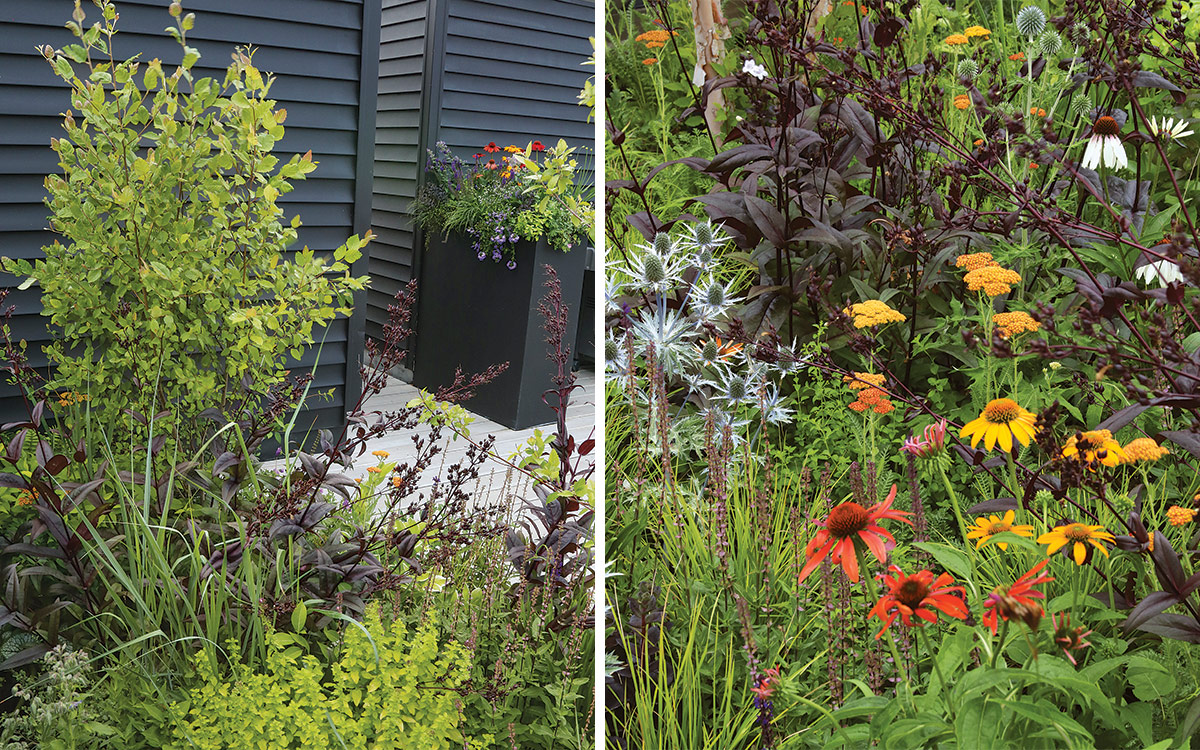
742,58,768,80
1147,117,1194,142
1081,114,1127,171
1135,259,1185,287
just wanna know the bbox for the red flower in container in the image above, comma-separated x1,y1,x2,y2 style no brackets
798,485,911,584
473,153,483,159
868,566,968,638
484,142,500,153
484,159,498,170
531,140,545,152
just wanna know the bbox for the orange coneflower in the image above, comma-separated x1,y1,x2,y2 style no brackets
868,566,968,638
798,485,912,583
484,141,500,153
484,159,498,170
981,559,1054,634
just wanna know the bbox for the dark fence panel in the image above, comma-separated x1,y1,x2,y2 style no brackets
0,0,379,437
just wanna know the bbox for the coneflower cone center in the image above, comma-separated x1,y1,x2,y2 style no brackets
1063,523,1091,541
990,522,1012,533
826,502,870,537
983,399,1021,424
896,579,930,609
1093,116,1119,136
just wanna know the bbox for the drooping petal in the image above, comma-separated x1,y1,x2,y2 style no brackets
797,537,836,583
1081,136,1102,170
997,424,1014,453
859,528,889,562
841,541,861,582
1073,541,1087,565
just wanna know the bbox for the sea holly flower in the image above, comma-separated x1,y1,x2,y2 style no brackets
1051,612,1093,666
868,566,968,638
798,484,912,584
742,58,768,80
1038,522,1115,565
1081,112,1128,171
960,398,1038,452
1015,5,1046,39
981,559,1053,634
694,337,742,368
1061,429,1124,467
966,510,1035,550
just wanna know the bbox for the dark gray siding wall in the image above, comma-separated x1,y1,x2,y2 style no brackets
369,0,428,340
0,0,379,435
367,0,594,340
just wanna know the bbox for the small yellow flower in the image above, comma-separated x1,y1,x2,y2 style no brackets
367,466,383,474
1061,429,1124,468
372,450,390,459
964,266,1021,296
643,57,658,65
955,252,998,271
1122,437,1168,463
844,300,906,328
993,311,1040,338
964,25,991,37
392,476,403,488
954,94,971,110
504,145,522,153
1167,506,1197,526
15,489,36,507
960,398,1038,452
945,33,969,45
843,372,886,390
966,510,1035,550
1038,522,1115,565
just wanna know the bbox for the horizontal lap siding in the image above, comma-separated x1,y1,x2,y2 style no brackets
366,0,594,342
0,0,375,434
368,0,427,340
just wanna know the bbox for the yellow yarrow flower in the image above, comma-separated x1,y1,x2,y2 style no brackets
945,33,969,45
954,94,971,110
964,25,991,37
1167,506,1197,526
1122,437,1168,463
843,372,886,390
964,266,1021,296
844,300,906,328
372,450,390,459
993,311,1040,338
955,252,998,271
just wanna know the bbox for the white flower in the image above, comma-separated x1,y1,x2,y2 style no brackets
1147,117,1194,142
1135,259,1185,287
742,58,768,80
1081,115,1127,171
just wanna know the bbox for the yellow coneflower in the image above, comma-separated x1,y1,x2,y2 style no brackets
966,510,1035,550
993,311,1040,338
1122,437,1168,463
1061,429,1124,468
964,266,1021,296
1038,522,1115,565
960,398,1038,452
844,300,906,328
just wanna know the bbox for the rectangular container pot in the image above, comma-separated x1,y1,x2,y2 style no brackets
412,232,588,430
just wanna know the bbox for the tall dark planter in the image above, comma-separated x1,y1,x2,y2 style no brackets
412,233,588,430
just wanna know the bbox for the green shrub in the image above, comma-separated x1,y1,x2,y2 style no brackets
171,606,486,749
4,2,368,446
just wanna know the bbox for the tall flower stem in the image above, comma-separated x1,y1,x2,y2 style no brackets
854,543,907,686
991,619,1010,668
935,459,970,543
917,626,956,713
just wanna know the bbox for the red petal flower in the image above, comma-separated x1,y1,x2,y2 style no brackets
798,485,912,584
484,141,500,152
981,558,1054,634
484,160,498,170
868,566,968,638
531,140,545,152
